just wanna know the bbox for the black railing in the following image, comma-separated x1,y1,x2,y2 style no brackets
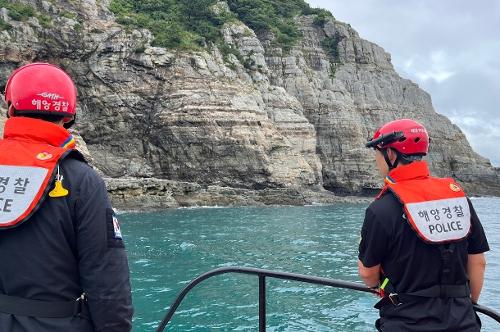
156,267,500,331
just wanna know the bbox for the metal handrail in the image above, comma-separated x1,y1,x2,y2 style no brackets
156,267,500,331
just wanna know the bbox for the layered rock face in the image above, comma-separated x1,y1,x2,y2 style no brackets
286,17,500,196
0,1,498,209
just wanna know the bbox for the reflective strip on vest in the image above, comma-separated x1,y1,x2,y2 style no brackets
405,197,471,243
0,165,48,225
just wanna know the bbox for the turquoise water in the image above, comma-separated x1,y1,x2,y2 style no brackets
121,197,500,331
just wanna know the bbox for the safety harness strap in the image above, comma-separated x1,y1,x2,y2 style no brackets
439,244,455,285
404,284,470,298
0,293,88,318
374,283,470,308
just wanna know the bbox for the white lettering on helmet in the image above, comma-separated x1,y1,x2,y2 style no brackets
37,92,63,100
410,128,427,133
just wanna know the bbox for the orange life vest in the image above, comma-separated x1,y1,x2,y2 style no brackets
0,117,79,229
377,161,471,244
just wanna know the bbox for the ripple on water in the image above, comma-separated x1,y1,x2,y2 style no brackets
291,239,319,246
179,242,196,250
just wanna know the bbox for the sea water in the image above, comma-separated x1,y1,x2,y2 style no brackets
121,197,500,331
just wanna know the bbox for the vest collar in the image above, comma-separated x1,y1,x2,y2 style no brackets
384,160,430,185
3,117,76,149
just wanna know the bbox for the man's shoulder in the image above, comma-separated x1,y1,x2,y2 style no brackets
368,191,402,217
60,153,91,173
60,154,104,187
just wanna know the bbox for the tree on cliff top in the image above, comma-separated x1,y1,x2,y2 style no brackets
109,0,332,51
109,0,223,49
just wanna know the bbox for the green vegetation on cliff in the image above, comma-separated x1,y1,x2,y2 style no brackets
0,18,11,31
109,0,227,49
0,0,53,29
227,0,330,51
109,0,332,51
0,0,34,22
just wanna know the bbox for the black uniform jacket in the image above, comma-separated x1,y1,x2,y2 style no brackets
359,192,489,332
0,154,133,331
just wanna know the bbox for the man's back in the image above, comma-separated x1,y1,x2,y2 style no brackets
0,156,133,331
361,192,487,331
1,62,133,331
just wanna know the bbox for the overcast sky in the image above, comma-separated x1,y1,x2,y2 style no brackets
306,0,500,166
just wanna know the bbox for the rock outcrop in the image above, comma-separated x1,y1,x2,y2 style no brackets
1,0,498,209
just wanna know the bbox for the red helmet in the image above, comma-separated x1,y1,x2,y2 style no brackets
4,63,77,119
366,119,429,155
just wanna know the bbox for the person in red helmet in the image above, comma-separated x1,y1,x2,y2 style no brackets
0,63,133,331
358,119,489,331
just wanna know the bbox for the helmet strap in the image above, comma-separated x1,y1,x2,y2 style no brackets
7,105,15,118
63,115,75,129
381,148,400,170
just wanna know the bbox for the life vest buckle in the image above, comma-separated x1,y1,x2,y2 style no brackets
388,293,402,306
73,293,88,318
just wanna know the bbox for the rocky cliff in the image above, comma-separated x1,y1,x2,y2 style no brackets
1,0,499,209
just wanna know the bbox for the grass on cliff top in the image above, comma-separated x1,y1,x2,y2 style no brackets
0,0,53,29
109,0,226,49
0,0,34,22
227,0,331,51
109,0,332,52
